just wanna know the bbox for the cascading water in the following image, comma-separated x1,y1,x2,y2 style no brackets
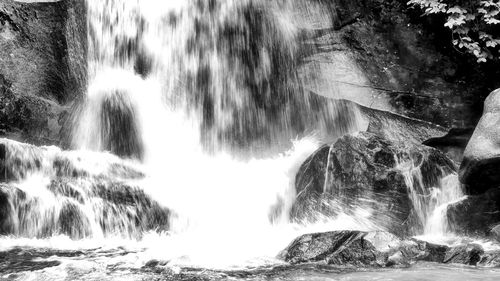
0,0,477,272
72,0,369,267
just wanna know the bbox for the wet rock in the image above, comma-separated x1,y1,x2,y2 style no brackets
98,90,144,160
277,231,401,267
359,104,448,145
424,128,475,163
0,0,87,145
408,239,448,263
446,188,500,237
291,131,456,235
58,202,92,239
444,244,484,266
0,184,13,235
279,231,500,268
460,89,500,194
0,248,61,275
478,251,500,267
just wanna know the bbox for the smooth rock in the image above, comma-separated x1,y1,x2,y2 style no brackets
279,231,500,268
460,89,500,194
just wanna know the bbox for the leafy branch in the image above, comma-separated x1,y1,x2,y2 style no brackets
408,0,500,62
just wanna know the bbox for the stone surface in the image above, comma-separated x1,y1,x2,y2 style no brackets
0,0,86,146
277,231,401,267
460,89,500,194
298,0,500,129
358,103,448,144
444,244,484,266
291,131,456,235
278,230,500,268
447,187,500,237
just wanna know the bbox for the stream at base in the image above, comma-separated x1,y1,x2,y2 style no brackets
1,245,500,281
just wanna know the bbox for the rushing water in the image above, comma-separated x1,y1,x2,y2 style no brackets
1,0,500,280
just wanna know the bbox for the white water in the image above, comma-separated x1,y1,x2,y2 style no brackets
69,0,371,268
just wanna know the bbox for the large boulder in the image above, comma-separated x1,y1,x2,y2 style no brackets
291,131,456,235
278,230,497,267
460,89,500,194
0,0,87,145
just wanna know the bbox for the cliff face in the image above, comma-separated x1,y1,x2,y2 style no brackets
301,0,500,129
0,0,86,145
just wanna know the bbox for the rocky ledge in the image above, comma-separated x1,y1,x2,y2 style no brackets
278,230,500,268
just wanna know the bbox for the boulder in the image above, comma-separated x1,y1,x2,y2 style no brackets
424,128,475,163
278,230,500,268
443,244,484,266
460,89,500,194
277,230,402,267
291,131,456,235
446,187,500,237
0,0,87,145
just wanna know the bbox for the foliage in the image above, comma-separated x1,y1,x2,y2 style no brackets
408,0,500,62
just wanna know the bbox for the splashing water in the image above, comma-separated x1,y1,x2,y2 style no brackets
0,0,371,269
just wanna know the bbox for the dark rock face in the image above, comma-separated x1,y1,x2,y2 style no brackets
424,128,475,163
304,0,500,128
291,131,456,235
278,230,500,268
444,244,484,265
446,187,500,237
0,0,87,146
460,89,500,194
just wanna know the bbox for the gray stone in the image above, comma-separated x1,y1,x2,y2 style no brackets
460,89,500,194
278,231,500,268
447,188,500,237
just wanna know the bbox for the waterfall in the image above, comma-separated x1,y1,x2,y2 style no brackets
0,0,470,269
397,155,465,238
